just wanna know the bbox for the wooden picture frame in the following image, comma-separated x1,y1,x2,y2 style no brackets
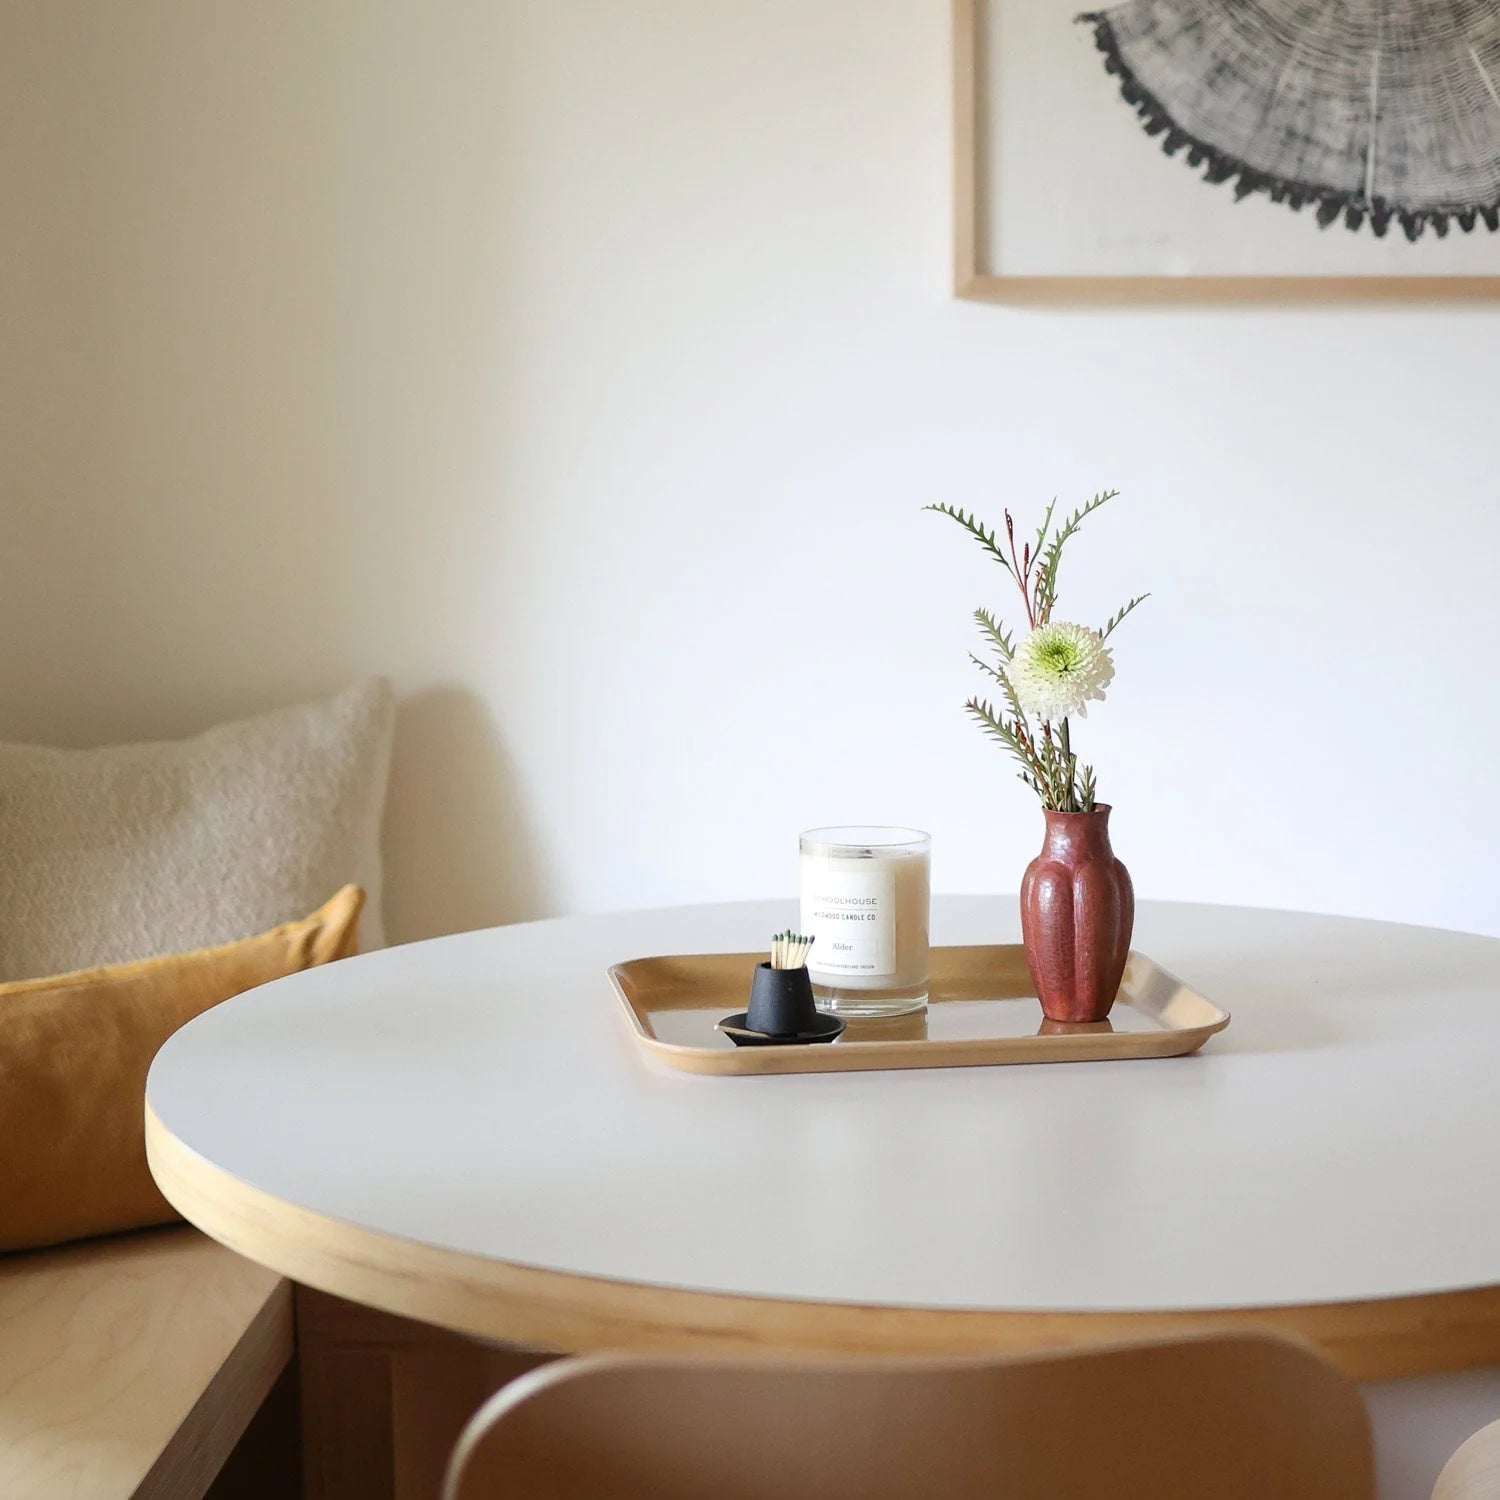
952,0,1500,304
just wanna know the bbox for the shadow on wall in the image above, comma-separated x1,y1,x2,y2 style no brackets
382,687,553,945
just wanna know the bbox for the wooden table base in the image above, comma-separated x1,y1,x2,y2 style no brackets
296,1289,551,1500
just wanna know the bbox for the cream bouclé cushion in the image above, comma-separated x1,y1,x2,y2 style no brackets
0,679,395,981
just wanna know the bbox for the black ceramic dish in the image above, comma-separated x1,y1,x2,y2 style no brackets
716,1011,846,1047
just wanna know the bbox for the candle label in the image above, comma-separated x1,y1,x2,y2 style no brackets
801,865,896,977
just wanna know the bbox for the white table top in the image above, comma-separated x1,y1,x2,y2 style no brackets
147,897,1500,1317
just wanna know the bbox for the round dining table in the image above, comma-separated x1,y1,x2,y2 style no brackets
146,896,1500,1500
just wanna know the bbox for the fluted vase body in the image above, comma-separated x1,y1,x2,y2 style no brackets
1019,805,1134,1024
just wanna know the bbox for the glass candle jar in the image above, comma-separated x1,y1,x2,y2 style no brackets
798,827,931,1018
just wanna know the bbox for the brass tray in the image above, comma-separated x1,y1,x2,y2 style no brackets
610,946,1229,1076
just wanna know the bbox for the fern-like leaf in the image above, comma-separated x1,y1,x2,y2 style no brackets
1101,593,1150,639
1035,488,1120,620
924,504,1017,578
968,652,1008,689
1031,498,1057,567
965,697,1048,784
1078,763,1098,812
973,607,1014,660
970,642,1030,728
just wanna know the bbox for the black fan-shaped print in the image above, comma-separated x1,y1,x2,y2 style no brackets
1079,1,1500,240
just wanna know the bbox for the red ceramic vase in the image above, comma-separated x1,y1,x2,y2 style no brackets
1019,805,1134,1024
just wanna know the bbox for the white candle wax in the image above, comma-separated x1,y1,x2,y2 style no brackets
799,828,930,1015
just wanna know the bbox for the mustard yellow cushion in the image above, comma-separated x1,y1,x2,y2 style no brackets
0,885,363,1253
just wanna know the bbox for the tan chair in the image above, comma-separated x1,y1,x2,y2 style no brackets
1434,1417,1500,1500
444,1332,1373,1500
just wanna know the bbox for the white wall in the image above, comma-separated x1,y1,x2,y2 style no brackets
2,1,1496,943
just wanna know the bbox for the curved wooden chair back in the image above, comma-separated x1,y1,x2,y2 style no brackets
1433,1416,1500,1500
443,1332,1372,1500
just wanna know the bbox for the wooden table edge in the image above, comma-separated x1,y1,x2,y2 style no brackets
145,1101,1500,1382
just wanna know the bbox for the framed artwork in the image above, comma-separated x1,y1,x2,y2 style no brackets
954,0,1500,300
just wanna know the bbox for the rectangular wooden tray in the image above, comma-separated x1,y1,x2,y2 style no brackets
610,946,1229,1075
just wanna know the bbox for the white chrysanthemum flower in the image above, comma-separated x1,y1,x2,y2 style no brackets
1010,622,1114,721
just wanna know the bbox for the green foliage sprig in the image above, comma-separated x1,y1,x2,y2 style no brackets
925,490,1147,813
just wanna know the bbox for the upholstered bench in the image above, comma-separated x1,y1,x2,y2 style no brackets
0,682,395,1496
0,1226,295,1499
